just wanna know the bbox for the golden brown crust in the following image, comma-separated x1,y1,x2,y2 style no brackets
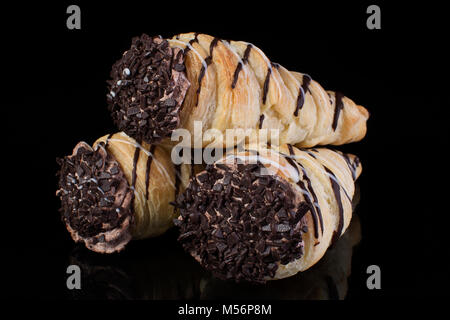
57,132,194,253
215,144,361,279
174,143,361,281
268,145,361,279
169,33,369,148
93,133,186,240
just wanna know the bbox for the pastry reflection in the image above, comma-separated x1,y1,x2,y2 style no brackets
68,185,361,300
67,229,206,300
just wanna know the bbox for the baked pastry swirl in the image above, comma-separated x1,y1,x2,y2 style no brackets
173,144,362,282
107,33,369,148
56,132,190,253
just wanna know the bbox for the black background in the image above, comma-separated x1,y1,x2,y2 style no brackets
2,0,449,305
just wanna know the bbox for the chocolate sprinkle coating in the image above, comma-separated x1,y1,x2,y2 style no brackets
56,142,134,252
107,34,190,144
174,160,309,283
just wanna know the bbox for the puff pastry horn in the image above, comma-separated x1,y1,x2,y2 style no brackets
56,132,190,253
200,215,361,299
173,144,362,282
107,33,369,148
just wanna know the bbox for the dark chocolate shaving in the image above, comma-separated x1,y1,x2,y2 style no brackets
56,142,134,253
107,34,190,144
174,160,308,283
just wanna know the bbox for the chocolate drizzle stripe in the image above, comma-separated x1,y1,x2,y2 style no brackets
230,44,253,89
294,87,305,117
301,167,324,235
340,152,357,181
297,180,319,238
293,146,324,234
196,60,210,89
324,166,344,243
328,92,333,105
144,145,156,200
128,144,141,209
280,152,299,177
332,92,344,131
287,144,295,157
262,67,272,105
302,149,317,159
231,62,242,89
195,38,220,106
183,33,200,55
307,149,352,202
284,147,299,175
242,44,253,63
131,145,141,193
326,166,352,203
294,74,312,117
287,145,323,237
258,114,265,129
209,37,220,56
195,66,207,106
302,74,312,92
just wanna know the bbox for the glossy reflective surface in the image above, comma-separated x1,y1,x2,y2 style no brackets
66,193,362,300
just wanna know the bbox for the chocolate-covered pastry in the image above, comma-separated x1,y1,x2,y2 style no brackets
107,35,190,144
56,132,190,253
107,33,368,147
173,144,362,283
200,214,362,299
